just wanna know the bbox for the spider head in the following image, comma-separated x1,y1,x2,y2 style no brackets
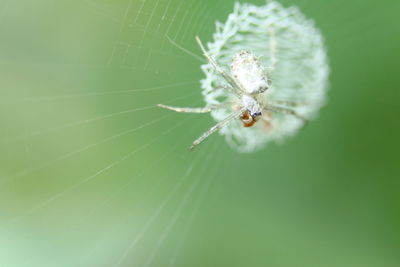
240,95,263,127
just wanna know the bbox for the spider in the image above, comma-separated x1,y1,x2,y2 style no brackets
158,36,306,150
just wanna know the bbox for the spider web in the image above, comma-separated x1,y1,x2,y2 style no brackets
0,1,234,266
0,0,399,266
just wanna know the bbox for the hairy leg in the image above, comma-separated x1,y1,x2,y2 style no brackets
195,36,243,95
265,105,307,121
190,109,243,150
268,100,308,107
157,103,229,114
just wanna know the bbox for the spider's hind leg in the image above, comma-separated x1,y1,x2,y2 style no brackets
265,105,307,122
268,100,308,108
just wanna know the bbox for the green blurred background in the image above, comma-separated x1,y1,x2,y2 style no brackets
0,0,399,266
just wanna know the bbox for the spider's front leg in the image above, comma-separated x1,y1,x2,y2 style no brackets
195,36,243,95
157,103,229,114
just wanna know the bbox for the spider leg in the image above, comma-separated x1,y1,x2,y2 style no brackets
268,100,308,107
214,84,240,97
190,109,243,150
195,36,243,95
265,105,307,121
157,103,229,113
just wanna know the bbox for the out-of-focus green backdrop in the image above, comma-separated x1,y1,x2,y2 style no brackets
0,0,399,266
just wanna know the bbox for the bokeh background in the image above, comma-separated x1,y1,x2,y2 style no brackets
1,0,399,266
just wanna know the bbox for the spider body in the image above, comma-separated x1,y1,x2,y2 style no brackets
160,2,329,152
158,36,307,150
231,51,270,95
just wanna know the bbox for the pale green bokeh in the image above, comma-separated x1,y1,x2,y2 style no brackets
0,0,399,266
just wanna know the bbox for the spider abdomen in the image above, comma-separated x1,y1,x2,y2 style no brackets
231,51,269,94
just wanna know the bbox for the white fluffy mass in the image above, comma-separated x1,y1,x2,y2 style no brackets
200,1,329,153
